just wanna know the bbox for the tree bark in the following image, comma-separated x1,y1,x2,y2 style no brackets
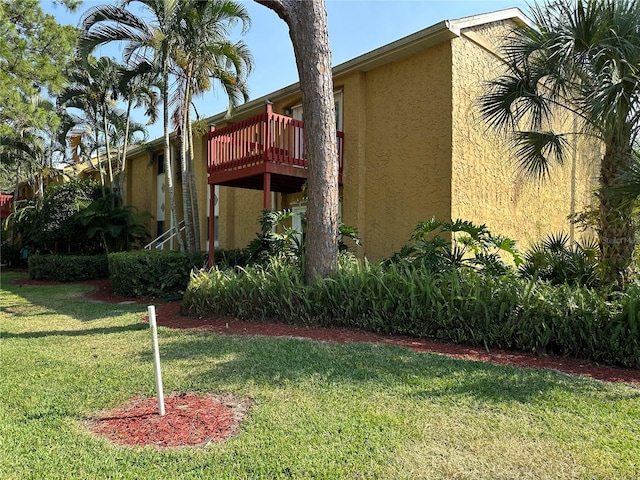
162,55,185,252
119,98,133,199
598,133,635,286
255,0,339,283
187,107,201,251
180,67,195,252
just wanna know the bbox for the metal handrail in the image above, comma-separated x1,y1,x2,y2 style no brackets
144,220,186,250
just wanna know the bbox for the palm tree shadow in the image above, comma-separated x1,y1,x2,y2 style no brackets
3,279,147,322
148,331,633,405
1,322,148,339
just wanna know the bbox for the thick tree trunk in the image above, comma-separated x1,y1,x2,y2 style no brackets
256,0,339,283
598,135,635,286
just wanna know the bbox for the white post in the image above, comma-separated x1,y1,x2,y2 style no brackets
147,305,165,416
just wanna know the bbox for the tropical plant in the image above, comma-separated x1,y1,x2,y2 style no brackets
29,180,103,254
519,232,600,288
58,57,119,193
116,61,160,196
479,0,640,286
246,209,302,265
76,193,151,253
246,209,361,268
0,95,68,209
387,218,521,276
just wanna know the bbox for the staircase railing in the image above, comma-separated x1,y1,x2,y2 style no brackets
144,220,186,250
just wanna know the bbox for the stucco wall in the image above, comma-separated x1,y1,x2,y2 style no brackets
356,42,453,260
126,149,156,239
450,21,597,249
218,186,264,248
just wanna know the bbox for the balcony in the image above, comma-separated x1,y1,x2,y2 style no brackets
0,194,13,219
207,103,344,194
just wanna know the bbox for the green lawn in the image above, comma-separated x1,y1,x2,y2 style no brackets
1,271,639,479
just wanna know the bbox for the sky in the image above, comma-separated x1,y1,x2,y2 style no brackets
43,0,532,142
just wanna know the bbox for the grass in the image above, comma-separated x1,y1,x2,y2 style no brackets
1,270,639,479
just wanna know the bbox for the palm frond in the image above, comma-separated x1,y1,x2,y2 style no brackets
510,130,569,179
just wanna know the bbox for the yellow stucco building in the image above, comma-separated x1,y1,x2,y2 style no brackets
125,8,597,261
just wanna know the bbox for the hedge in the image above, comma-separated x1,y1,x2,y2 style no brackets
108,250,207,298
28,254,109,282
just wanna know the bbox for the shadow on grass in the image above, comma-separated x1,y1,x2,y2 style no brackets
1,322,148,339
2,280,147,322
145,330,632,405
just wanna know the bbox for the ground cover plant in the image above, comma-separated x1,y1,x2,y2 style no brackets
185,258,640,369
1,272,639,479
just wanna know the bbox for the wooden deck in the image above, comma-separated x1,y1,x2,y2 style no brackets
207,103,343,193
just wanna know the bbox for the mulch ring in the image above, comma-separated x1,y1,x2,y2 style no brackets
87,392,252,450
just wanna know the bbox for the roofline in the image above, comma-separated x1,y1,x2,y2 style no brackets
129,8,531,155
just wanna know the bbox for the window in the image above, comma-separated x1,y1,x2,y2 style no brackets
206,185,220,249
290,90,343,130
156,154,164,174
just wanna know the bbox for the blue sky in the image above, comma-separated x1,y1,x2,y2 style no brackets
43,0,532,141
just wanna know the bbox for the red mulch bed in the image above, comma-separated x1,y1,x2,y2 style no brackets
12,275,640,449
88,392,251,449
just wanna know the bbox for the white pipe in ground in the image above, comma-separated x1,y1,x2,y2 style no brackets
147,305,165,416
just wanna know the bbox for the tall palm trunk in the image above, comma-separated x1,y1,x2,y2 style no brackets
93,124,106,198
101,103,115,195
180,65,195,252
598,134,635,286
187,108,201,251
162,55,185,252
119,98,133,198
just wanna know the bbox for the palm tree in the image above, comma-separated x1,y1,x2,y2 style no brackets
1,97,66,199
171,0,253,251
479,0,640,286
116,61,160,196
78,0,186,251
58,57,123,195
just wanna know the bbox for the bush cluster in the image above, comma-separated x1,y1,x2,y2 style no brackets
108,250,208,298
28,254,109,281
184,258,640,369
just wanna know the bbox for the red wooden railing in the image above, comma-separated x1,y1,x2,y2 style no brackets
0,194,14,219
207,103,344,176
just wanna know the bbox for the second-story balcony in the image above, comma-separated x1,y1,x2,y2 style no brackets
207,103,344,194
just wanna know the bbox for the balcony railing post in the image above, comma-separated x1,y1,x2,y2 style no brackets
265,101,273,160
208,183,216,268
208,123,216,169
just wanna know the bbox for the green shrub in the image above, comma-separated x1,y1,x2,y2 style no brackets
244,209,362,269
519,233,599,287
386,218,521,275
28,254,109,281
29,180,102,254
108,250,207,298
212,248,252,270
184,257,640,369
